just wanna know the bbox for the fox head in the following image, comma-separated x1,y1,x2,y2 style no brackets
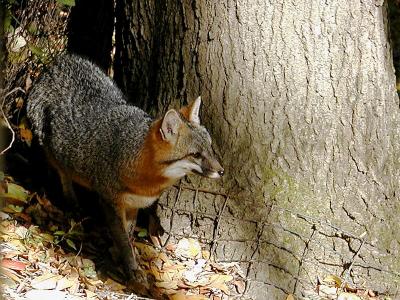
159,96,224,180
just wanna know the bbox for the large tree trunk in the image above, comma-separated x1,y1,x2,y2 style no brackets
67,0,114,71
115,1,400,298
114,0,154,110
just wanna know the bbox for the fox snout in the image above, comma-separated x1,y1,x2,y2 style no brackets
202,157,224,179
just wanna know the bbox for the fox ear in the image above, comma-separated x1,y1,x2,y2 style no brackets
180,96,201,124
160,109,182,142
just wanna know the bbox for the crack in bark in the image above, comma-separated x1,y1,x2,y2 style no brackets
293,225,316,294
277,206,374,245
341,204,366,230
341,239,366,286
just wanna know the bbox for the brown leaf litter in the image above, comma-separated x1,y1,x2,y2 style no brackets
0,178,246,299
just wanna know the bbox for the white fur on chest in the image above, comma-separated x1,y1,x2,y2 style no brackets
122,193,158,208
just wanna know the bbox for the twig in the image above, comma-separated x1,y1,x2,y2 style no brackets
210,196,229,256
162,183,182,247
15,277,28,294
0,87,25,155
172,184,228,197
3,88,24,99
75,241,83,258
193,188,198,223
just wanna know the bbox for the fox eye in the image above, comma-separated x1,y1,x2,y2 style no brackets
192,152,202,159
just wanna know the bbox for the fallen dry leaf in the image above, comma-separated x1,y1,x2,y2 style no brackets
208,274,233,295
0,276,18,289
18,117,33,145
85,289,98,299
319,284,338,297
169,293,208,300
233,279,246,294
31,273,62,290
20,127,33,145
104,278,126,291
201,250,211,260
175,238,202,259
337,292,362,300
1,258,27,271
323,274,342,287
182,259,207,283
155,280,179,289
1,182,29,204
165,243,177,252
55,276,76,291
25,289,66,300
15,97,24,109
1,266,23,282
135,241,160,261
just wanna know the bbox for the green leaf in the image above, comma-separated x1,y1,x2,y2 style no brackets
1,183,29,202
28,45,45,58
56,0,75,6
27,23,38,35
53,230,66,236
138,228,148,238
6,204,23,213
49,225,58,232
66,239,77,250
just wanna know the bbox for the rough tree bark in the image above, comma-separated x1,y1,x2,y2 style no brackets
115,1,400,299
67,0,114,71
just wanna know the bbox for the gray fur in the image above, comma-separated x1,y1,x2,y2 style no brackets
27,54,153,197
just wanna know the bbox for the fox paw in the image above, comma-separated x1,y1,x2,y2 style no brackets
126,270,155,296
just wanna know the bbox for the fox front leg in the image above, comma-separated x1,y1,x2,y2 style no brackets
104,198,150,291
103,202,138,277
125,207,138,244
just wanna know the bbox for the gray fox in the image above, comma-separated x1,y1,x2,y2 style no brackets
27,54,224,285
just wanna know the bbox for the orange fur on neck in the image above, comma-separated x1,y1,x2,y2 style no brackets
121,119,177,197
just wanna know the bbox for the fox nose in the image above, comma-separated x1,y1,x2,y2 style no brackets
218,169,224,177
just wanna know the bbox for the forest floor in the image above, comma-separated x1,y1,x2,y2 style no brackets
0,172,392,300
0,174,247,300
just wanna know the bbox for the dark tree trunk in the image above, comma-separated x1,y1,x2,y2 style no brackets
114,0,157,110
115,1,400,299
67,0,114,71
388,0,400,84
